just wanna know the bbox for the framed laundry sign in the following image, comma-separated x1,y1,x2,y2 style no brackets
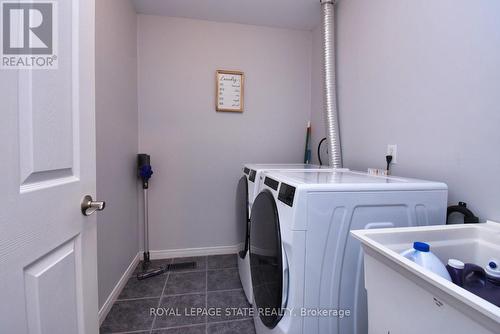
216,70,244,112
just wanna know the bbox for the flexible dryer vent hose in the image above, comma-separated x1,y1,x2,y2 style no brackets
320,0,343,168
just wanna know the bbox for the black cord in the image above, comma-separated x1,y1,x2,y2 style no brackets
386,155,393,174
318,137,327,165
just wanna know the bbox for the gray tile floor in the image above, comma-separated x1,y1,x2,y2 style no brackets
100,254,256,334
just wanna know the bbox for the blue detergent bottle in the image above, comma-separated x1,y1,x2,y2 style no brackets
485,259,500,285
400,242,451,281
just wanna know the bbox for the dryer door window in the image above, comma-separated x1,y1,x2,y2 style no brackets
236,176,250,259
250,190,284,328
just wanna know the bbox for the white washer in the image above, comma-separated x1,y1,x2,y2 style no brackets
249,170,448,334
237,164,333,305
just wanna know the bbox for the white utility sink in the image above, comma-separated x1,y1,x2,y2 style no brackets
351,221,500,334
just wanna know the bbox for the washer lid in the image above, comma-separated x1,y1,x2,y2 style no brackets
250,190,285,329
264,170,448,191
243,163,322,171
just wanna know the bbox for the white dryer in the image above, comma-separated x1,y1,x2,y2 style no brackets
249,170,448,334
237,164,331,305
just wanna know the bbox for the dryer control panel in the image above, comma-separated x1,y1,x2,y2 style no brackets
278,183,295,207
264,177,279,191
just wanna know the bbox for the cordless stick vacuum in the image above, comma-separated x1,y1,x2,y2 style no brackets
136,154,195,280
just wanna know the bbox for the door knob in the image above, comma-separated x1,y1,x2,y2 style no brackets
81,195,106,216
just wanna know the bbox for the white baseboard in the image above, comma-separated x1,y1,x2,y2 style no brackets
149,244,240,260
98,252,140,325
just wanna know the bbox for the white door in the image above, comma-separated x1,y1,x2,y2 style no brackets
0,0,99,333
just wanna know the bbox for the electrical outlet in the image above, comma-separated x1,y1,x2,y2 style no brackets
387,144,398,164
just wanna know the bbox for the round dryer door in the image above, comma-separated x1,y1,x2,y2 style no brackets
236,176,250,259
250,190,285,329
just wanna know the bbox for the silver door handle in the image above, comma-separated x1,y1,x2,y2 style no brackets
81,195,106,216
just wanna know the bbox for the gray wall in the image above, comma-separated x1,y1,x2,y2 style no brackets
96,0,139,308
311,0,500,222
137,16,311,250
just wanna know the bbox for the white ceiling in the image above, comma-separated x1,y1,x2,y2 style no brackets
132,0,321,31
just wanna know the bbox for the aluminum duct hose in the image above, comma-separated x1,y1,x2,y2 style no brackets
320,0,343,168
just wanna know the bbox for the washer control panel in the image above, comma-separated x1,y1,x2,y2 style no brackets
249,169,257,182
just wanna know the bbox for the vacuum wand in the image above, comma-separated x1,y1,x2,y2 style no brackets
138,154,153,267
143,188,149,264
136,153,196,280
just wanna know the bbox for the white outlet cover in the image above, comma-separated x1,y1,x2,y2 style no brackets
387,144,397,164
